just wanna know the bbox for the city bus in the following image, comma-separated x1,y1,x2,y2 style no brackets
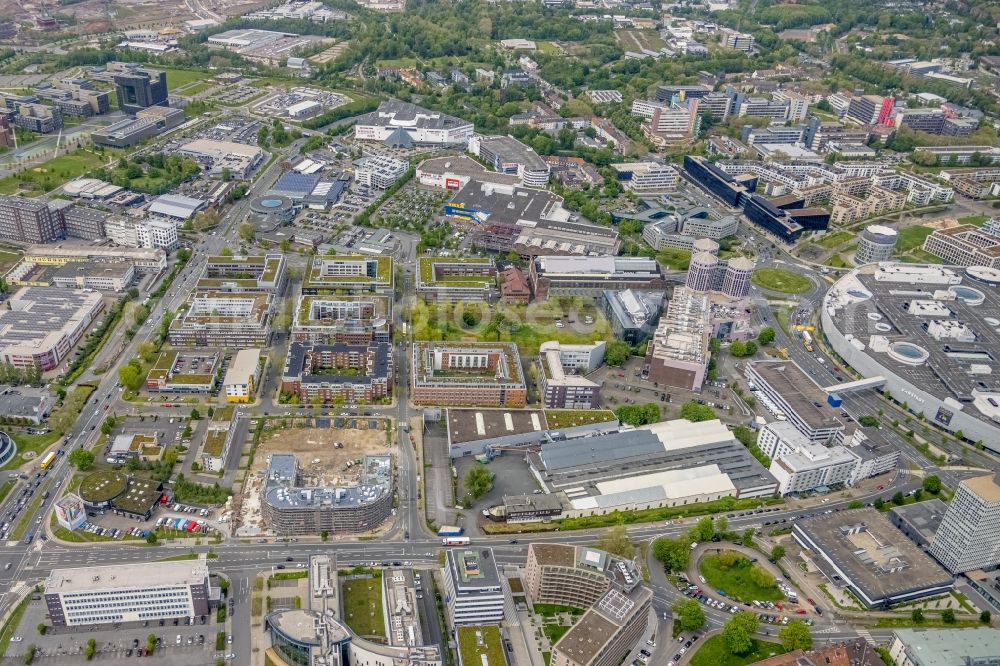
39,452,57,471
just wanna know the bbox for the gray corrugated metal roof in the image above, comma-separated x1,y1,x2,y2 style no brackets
539,429,662,470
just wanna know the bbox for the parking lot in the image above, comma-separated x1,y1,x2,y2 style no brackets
6,596,229,665
251,87,349,118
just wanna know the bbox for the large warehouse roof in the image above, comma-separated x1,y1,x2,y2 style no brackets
149,193,205,220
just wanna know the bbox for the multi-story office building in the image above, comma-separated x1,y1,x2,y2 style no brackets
302,255,393,295
830,185,907,226
105,217,178,251
416,256,496,301
0,196,64,243
550,586,651,666
524,543,642,610
197,254,286,294
0,287,104,371
923,225,1000,269
746,360,845,443
51,261,136,292
411,342,526,407
2,100,62,133
895,108,946,134
91,106,183,147
280,341,393,403
847,95,893,126
643,99,701,146
443,548,507,626
59,205,107,240
538,341,604,409
34,83,110,117
530,256,666,299
737,97,790,121
113,68,168,115
610,162,678,192
888,628,1000,666
469,134,550,187
293,295,391,344
761,422,860,495
772,90,809,121
223,348,262,403
354,153,408,190
854,224,898,264
526,544,650,666
261,453,393,536
685,252,754,300
654,85,713,102
44,559,212,626
723,31,754,52
355,99,473,146
168,291,274,347
602,289,663,346
928,474,1000,573
646,287,711,392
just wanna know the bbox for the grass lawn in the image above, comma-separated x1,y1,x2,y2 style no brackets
0,595,30,658
2,429,62,472
658,247,692,271
534,604,583,617
537,41,561,55
11,492,44,541
0,149,112,196
907,248,944,264
457,625,506,666
699,551,785,603
689,635,787,666
827,254,849,269
341,577,385,637
896,225,934,252
375,57,419,68
751,268,812,295
178,80,216,96
0,249,21,272
957,214,989,226
161,68,211,91
0,480,12,505
543,623,571,644
815,230,854,249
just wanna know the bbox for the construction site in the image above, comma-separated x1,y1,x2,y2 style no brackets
235,418,393,536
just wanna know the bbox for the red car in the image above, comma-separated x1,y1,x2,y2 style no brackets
796,609,807,615
807,598,816,605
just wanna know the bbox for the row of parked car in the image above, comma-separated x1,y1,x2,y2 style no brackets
171,504,211,517
156,516,210,534
682,585,741,613
80,522,150,540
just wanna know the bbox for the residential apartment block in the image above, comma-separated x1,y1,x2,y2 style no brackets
923,225,1000,269
411,342,526,407
168,291,274,347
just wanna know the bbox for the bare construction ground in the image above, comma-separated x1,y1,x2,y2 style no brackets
236,422,391,535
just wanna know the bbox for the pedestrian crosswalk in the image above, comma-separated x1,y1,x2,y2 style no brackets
855,628,876,644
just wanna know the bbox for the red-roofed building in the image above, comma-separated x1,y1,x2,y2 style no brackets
500,266,531,303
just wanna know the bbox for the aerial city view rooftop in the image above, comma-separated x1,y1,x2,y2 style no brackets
1,0,1000,664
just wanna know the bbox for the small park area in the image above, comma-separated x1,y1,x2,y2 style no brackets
699,550,785,604
690,635,787,666
751,268,812,295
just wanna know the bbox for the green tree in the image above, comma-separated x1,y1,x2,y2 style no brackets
321,531,329,541
146,634,156,654
981,610,991,624
771,545,785,562
858,415,879,427
680,401,715,422
942,609,956,624
118,360,144,392
778,620,812,651
652,536,690,571
36,623,46,635
874,497,885,510
596,525,633,559
604,340,631,366
85,638,96,660
673,599,706,631
465,466,494,499
239,223,255,242
749,564,777,588
146,531,158,544
892,491,906,506
219,247,233,257
190,408,201,420
68,448,95,471
922,475,942,494
848,500,863,509
757,327,775,346
741,529,755,547
723,611,758,656
911,608,924,624
693,517,714,542
23,645,36,665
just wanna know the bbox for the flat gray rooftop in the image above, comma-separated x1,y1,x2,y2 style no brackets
794,508,953,606
447,409,545,445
